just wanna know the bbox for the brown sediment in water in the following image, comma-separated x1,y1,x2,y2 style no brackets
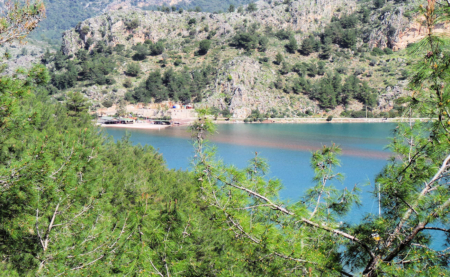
111,125,391,160
208,134,391,160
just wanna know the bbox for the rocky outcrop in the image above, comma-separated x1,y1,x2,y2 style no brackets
196,57,319,118
0,40,49,75
59,0,417,118
378,85,407,111
62,0,357,56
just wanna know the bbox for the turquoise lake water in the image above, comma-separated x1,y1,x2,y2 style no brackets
105,123,396,222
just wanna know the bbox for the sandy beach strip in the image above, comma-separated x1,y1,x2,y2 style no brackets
100,123,171,129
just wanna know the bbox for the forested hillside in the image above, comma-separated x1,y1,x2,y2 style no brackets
23,0,253,44
39,0,427,119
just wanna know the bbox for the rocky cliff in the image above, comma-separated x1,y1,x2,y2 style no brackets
56,0,428,118
61,0,357,56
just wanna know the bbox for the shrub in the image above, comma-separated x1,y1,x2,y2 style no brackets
371,47,384,56
125,63,141,76
275,52,284,65
150,41,165,55
326,115,333,121
198,39,211,55
80,25,90,35
207,30,217,39
231,32,259,51
106,77,116,85
123,79,133,88
373,0,385,9
174,59,182,66
114,44,125,53
125,19,139,30
102,100,113,108
383,47,393,55
275,29,292,40
188,18,197,25
285,36,298,53
247,2,257,12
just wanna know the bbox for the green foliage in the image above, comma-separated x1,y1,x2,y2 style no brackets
132,43,148,60
371,47,384,56
65,91,90,116
231,31,260,51
198,39,212,55
383,47,393,55
80,25,90,35
247,2,257,12
300,35,318,55
285,36,298,53
102,99,113,108
125,19,140,30
188,18,197,25
258,36,269,52
373,0,385,9
1,70,260,275
274,29,292,40
150,41,165,56
125,62,141,76
130,66,215,103
275,52,284,65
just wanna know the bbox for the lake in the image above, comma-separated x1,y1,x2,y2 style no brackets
105,123,396,222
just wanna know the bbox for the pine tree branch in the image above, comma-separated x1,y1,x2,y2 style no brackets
423,227,450,233
386,153,450,249
148,257,164,277
215,175,375,259
70,254,104,271
43,200,60,251
384,196,450,262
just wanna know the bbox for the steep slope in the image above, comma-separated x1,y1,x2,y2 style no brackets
48,0,430,119
20,0,253,44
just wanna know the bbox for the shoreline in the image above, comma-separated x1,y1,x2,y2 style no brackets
100,123,170,129
98,118,433,130
214,117,432,124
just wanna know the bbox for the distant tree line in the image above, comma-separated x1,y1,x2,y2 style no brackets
126,66,216,103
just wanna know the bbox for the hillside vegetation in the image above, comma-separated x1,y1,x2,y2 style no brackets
24,0,253,44
39,0,423,118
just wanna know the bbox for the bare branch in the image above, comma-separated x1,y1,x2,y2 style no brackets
148,257,164,277
273,252,317,264
43,200,60,251
423,227,450,233
71,254,104,271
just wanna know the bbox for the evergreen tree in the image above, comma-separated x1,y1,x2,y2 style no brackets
285,36,298,53
247,2,257,12
275,52,284,65
125,62,141,76
132,43,148,60
199,39,212,55
300,36,314,55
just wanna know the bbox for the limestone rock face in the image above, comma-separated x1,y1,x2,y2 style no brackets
58,0,417,117
0,40,49,76
362,0,448,51
197,57,319,118
378,85,407,111
61,0,357,56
